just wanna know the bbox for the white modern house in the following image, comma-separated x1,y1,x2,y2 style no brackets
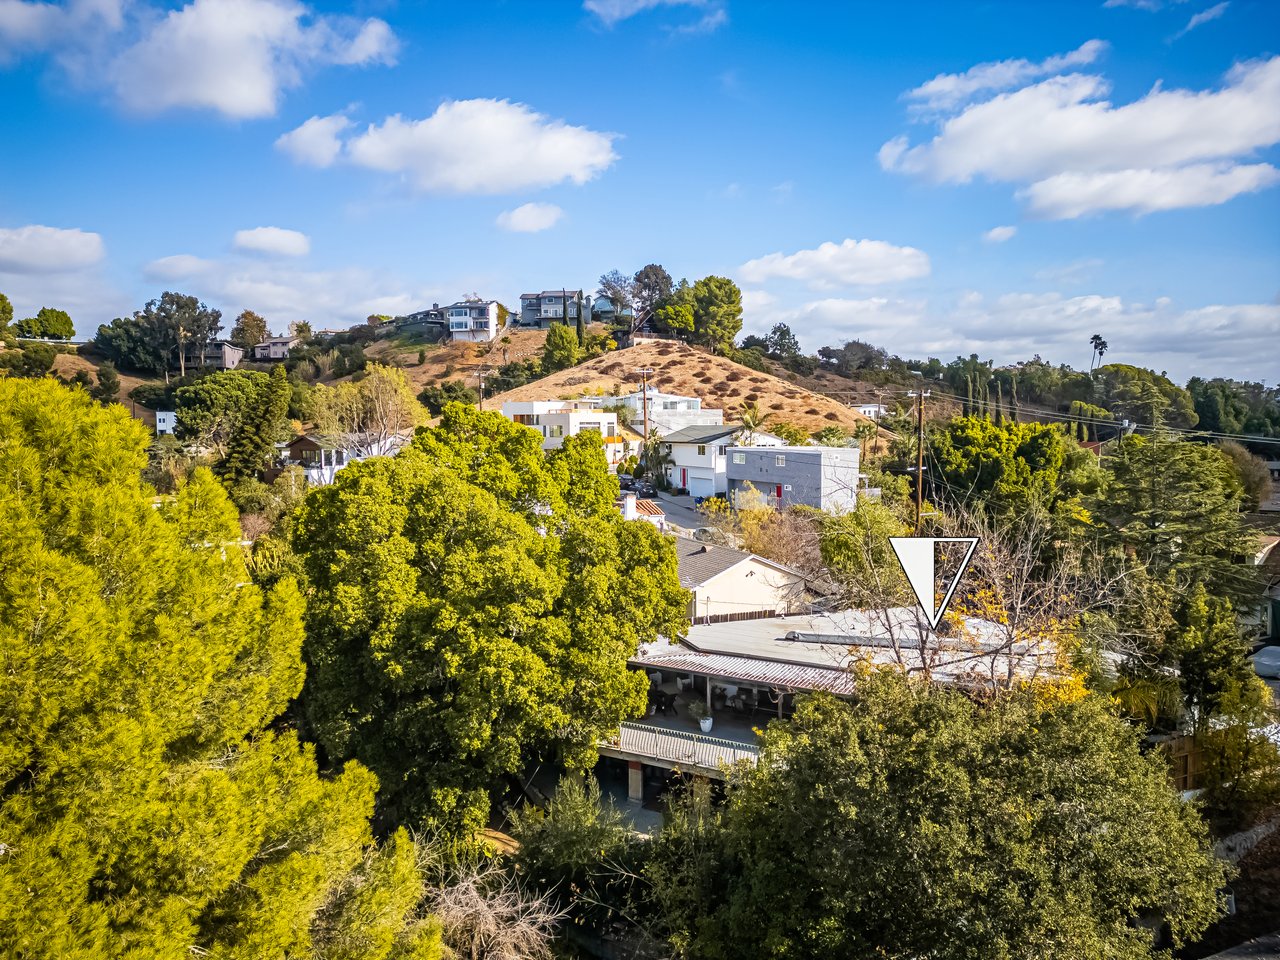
595,388,723,437
519,290,591,328
855,403,888,420
501,400,631,465
662,424,785,498
446,298,502,342
726,445,860,512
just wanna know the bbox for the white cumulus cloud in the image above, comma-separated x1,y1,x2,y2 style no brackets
882,54,1280,218
279,98,619,194
739,238,931,289
0,224,105,273
274,113,352,167
142,251,433,327
496,202,564,233
1,0,397,118
983,225,1017,243
905,39,1107,113
233,225,311,257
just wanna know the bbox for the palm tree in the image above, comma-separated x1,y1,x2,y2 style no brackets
641,429,673,487
855,421,879,458
736,400,770,444
1088,334,1109,372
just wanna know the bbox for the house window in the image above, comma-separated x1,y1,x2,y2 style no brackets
775,454,786,467
718,446,728,455
697,445,706,456
732,453,746,464
550,425,564,438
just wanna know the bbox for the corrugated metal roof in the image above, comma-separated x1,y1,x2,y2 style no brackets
636,649,856,694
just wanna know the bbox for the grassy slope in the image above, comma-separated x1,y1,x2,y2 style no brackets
485,339,888,437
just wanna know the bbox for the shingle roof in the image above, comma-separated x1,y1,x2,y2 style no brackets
662,424,741,445
673,539,753,587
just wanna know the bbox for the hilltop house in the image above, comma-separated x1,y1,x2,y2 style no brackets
395,305,447,337
446,298,503,343
727,444,860,512
662,424,784,498
184,339,243,371
250,335,299,361
519,290,591,328
282,432,412,486
501,399,632,465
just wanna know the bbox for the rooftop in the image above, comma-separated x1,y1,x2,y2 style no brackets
673,539,755,587
662,423,743,444
633,608,1052,694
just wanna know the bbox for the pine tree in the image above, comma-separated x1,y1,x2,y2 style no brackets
221,364,291,485
0,377,441,958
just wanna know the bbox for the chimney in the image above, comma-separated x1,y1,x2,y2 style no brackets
621,493,638,521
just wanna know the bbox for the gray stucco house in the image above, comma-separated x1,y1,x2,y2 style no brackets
725,445,860,512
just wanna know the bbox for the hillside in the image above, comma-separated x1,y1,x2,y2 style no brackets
52,353,165,426
487,339,888,437
363,325,554,393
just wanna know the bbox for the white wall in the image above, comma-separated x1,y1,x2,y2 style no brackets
690,557,806,621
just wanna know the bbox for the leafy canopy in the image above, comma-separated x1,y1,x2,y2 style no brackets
292,406,689,835
650,673,1227,960
0,377,441,960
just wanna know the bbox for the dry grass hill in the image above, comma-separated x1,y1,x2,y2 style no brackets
487,339,886,437
364,325,556,394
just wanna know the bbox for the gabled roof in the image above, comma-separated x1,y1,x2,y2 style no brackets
662,423,742,445
674,539,752,587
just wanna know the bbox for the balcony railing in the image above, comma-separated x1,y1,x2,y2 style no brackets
601,721,759,771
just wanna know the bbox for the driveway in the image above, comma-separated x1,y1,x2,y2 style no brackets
655,492,706,531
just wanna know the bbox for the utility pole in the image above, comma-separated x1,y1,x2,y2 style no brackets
908,389,930,533
477,367,488,411
638,367,654,475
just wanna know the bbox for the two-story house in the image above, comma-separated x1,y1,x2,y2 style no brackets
663,424,785,498
501,400,631,464
250,335,300,361
726,445,860,512
183,339,243,371
282,431,412,486
446,298,503,342
519,290,591,329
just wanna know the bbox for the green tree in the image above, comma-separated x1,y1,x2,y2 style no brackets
0,291,12,331
811,424,850,446
220,364,291,486
633,263,674,320
90,360,120,405
0,342,56,377
418,379,478,416
764,322,801,360
689,275,742,352
15,306,74,340
229,309,269,350
94,313,167,374
541,322,580,373
769,420,809,446
292,407,688,835
1093,363,1198,429
1086,429,1257,607
818,339,887,377
176,369,269,455
291,319,313,341
929,415,1100,517
1217,439,1273,510
0,377,441,959
649,674,1226,960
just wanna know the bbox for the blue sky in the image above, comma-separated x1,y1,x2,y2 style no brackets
1,0,1277,381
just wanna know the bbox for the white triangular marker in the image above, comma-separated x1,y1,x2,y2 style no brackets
888,537,979,629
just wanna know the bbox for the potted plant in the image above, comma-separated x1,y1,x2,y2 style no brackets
688,698,713,734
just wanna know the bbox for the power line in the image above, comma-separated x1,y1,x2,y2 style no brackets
915,385,1280,447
